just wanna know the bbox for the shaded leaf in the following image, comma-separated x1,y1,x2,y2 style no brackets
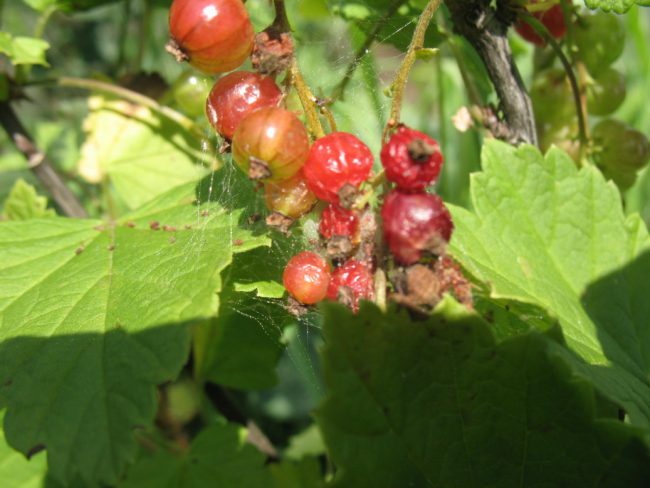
121,422,271,488
316,298,650,487
0,410,49,488
0,181,270,485
449,140,650,428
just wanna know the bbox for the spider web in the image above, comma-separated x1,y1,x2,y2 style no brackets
180,3,449,418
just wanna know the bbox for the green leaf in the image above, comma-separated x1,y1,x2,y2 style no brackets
194,243,293,390
0,181,270,485
121,422,271,488
316,299,650,487
78,95,209,210
270,457,324,488
234,281,285,299
448,141,650,428
2,178,55,220
584,0,650,13
284,424,325,461
0,410,49,488
0,32,50,67
22,0,122,12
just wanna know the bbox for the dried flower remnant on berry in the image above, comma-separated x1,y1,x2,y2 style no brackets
381,125,443,192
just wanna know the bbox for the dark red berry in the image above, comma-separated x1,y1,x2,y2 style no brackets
327,259,374,311
283,251,331,305
168,0,254,74
515,3,566,46
264,171,317,219
206,71,283,140
381,191,453,265
232,107,310,182
381,126,443,192
319,204,359,242
303,132,374,204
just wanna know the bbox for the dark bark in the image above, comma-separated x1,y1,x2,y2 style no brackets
445,0,538,146
0,101,88,218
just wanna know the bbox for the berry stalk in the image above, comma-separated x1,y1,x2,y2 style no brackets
383,0,443,141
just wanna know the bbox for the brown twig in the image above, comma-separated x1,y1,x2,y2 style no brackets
0,101,87,218
445,0,538,145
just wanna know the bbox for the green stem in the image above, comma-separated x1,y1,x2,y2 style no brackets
135,0,152,71
116,0,132,75
437,14,482,107
384,0,443,140
289,60,326,138
527,0,559,13
524,15,587,150
434,53,447,150
33,5,57,39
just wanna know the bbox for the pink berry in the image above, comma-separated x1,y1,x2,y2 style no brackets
327,259,373,311
206,71,283,140
319,204,359,242
381,126,443,192
381,190,453,265
302,132,374,204
231,107,310,182
283,251,331,305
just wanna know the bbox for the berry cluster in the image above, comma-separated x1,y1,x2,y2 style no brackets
515,6,649,189
284,124,456,313
167,0,465,314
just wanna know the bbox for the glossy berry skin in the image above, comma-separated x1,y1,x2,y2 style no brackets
170,71,212,118
283,251,331,305
531,68,574,133
586,68,626,117
303,132,374,204
381,191,453,266
168,0,254,74
327,260,373,311
381,126,443,192
319,204,359,241
264,171,317,219
574,13,624,76
515,3,566,46
232,107,310,182
592,119,650,172
206,71,283,140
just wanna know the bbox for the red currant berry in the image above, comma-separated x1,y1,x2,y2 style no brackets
302,132,374,204
168,0,254,74
381,190,453,265
380,126,443,192
232,107,310,182
327,259,374,312
206,71,283,140
514,3,566,46
264,171,317,219
319,204,359,242
283,251,331,305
